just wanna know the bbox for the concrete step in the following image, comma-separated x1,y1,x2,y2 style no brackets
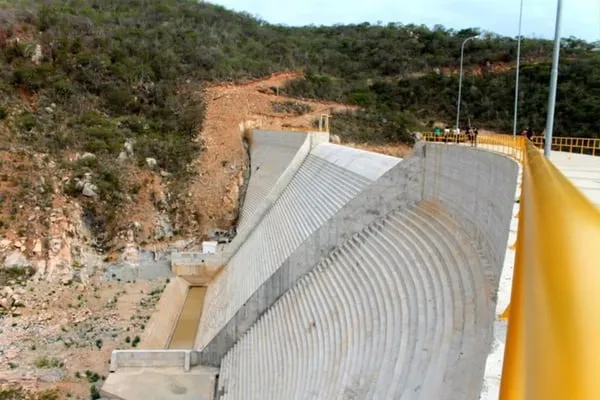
216,203,494,400
196,145,399,351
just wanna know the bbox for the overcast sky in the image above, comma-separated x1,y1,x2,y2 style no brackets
211,0,600,42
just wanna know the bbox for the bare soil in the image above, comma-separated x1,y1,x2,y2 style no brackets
177,71,355,238
0,272,168,399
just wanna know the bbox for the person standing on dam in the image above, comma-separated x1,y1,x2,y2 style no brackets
472,127,479,147
526,127,534,140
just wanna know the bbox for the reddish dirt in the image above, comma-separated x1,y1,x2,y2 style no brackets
178,72,356,237
396,57,550,81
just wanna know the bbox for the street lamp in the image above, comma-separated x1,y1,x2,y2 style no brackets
456,35,479,134
544,0,563,157
513,0,524,137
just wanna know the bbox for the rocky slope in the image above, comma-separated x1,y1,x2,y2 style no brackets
0,67,356,398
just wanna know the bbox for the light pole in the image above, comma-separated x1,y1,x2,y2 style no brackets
456,35,479,134
544,0,563,157
513,0,524,137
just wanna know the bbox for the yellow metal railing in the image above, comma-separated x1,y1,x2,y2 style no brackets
421,133,600,399
423,132,600,158
530,135,600,156
500,140,600,399
421,132,525,162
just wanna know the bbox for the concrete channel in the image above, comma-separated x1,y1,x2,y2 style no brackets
168,286,207,349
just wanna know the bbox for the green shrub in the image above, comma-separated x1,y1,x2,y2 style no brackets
34,356,63,369
81,126,124,155
85,370,100,383
11,65,55,91
330,109,418,145
51,78,75,100
16,112,38,132
135,134,198,175
72,111,108,128
89,385,101,400
0,107,7,120
104,87,138,115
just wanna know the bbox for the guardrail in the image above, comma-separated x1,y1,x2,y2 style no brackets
500,140,600,399
421,133,600,399
421,132,524,162
423,132,600,158
530,136,600,156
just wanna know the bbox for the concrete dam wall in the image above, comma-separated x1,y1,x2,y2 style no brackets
105,130,519,400
212,143,518,398
196,137,402,362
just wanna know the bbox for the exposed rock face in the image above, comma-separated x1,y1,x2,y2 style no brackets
3,251,30,268
31,43,43,64
124,139,134,156
82,182,98,197
0,239,12,251
155,214,174,241
33,240,42,255
81,152,96,160
146,157,158,169
32,206,102,283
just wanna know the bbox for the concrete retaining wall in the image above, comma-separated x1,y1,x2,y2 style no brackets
171,263,223,286
421,144,519,276
197,148,418,365
140,277,189,349
170,131,329,270
237,130,326,232
195,144,401,353
109,350,201,372
198,143,518,366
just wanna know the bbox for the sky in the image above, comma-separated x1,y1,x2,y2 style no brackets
211,0,600,42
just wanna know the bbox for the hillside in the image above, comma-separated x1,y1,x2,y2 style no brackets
0,1,598,397
0,0,596,274
2,0,589,257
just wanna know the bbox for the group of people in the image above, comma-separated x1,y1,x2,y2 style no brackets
433,126,479,146
433,125,536,144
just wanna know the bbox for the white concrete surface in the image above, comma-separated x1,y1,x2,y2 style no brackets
217,203,495,399
211,143,517,399
311,142,401,181
140,277,189,349
238,130,310,232
103,366,218,400
422,145,519,270
110,350,200,372
550,151,600,208
195,144,401,350
480,166,522,400
170,131,328,269
201,241,217,254
113,141,522,399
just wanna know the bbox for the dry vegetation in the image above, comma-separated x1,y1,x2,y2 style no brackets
0,268,167,399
